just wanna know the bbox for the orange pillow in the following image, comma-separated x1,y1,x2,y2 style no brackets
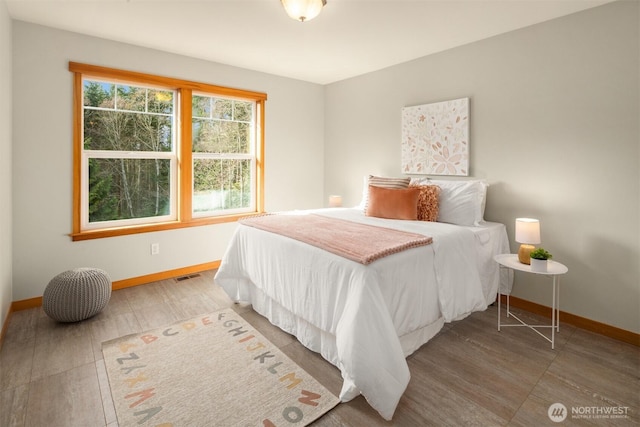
410,184,441,222
365,185,420,220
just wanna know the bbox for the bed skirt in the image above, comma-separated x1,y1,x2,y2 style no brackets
234,280,446,401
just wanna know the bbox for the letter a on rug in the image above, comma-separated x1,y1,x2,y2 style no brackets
102,308,340,426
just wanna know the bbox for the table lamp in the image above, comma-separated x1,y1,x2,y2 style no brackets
515,218,540,264
329,195,342,207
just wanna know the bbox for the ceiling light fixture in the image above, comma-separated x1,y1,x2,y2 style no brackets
281,0,327,22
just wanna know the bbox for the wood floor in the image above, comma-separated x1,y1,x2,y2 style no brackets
1,270,638,426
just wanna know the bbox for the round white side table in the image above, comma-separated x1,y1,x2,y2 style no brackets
494,254,568,349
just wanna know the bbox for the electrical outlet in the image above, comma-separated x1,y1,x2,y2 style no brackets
151,243,160,255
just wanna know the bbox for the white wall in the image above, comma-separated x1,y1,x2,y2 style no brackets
324,1,639,333
0,0,13,328
12,22,325,301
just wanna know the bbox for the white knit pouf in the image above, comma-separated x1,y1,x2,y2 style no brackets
43,268,111,322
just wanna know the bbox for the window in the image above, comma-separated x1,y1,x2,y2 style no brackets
191,94,256,216
82,81,177,229
70,63,266,241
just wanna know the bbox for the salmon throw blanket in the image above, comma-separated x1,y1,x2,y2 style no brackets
240,214,433,265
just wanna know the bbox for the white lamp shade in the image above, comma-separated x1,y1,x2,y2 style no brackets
329,195,342,207
515,218,541,244
281,0,326,22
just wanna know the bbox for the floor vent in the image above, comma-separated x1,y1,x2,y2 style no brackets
175,273,201,282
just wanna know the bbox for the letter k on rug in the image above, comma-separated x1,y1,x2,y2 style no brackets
102,308,339,426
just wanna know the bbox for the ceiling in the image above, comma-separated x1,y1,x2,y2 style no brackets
6,0,615,84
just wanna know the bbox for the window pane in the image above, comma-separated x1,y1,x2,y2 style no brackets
193,158,251,213
116,85,146,112
84,110,173,152
192,119,250,154
234,101,253,122
88,158,171,223
192,95,211,119
84,80,114,108
212,98,233,120
148,89,174,114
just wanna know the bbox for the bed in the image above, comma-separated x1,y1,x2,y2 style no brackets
214,178,512,420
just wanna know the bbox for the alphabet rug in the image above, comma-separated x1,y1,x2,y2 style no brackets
102,308,340,426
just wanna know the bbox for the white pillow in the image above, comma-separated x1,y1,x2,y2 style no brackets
411,178,488,226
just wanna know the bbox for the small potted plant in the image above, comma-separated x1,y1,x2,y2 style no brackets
530,248,552,272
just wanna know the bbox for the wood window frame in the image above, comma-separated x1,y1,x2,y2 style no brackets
69,62,266,241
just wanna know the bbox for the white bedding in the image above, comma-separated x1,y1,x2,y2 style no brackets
214,208,511,420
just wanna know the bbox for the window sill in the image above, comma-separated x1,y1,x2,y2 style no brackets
70,212,263,241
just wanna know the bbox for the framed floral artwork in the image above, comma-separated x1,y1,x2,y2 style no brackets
401,97,469,176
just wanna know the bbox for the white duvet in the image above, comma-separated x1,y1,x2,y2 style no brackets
214,208,510,420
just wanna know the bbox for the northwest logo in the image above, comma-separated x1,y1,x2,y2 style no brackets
548,403,568,422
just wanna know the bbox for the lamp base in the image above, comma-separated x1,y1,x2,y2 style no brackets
518,244,535,264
